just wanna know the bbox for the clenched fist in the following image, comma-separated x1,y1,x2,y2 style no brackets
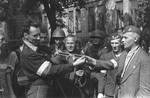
73,56,86,66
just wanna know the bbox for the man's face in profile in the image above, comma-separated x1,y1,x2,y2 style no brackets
122,32,137,49
27,26,41,46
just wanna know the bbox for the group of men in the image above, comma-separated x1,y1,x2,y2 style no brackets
1,21,150,98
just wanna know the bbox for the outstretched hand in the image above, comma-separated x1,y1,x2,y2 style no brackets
73,56,86,66
85,55,96,65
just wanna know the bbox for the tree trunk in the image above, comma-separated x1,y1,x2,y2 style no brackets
42,0,56,40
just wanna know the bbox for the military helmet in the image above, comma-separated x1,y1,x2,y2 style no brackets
52,27,65,38
90,29,105,38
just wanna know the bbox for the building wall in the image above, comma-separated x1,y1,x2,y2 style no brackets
63,0,106,38
61,0,138,38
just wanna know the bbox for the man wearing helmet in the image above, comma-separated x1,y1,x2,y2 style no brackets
83,29,107,59
82,29,109,98
51,27,66,55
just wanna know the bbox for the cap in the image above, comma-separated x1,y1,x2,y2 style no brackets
90,30,105,38
123,25,141,35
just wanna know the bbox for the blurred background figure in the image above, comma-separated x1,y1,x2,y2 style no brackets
0,33,5,47
0,33,18,98
37,32,52,60
39,33,49,47
82,29,107,59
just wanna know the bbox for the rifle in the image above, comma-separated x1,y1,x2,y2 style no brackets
56,50,86,60
56,51,92,88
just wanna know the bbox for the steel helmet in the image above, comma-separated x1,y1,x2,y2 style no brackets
52,27,65,38
90,29,105,39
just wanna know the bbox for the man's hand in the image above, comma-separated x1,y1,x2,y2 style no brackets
97,93,105,98
75,70,84,76
85,56,97,65
73,56,86,66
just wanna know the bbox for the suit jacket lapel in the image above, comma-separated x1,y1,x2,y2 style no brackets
121,48,142,83
116,51,127,76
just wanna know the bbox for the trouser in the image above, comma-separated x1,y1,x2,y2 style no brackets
90,72,106,93
26,85,52,98
78,72,104,98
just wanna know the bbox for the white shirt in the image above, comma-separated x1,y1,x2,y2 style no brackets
23,40,38,52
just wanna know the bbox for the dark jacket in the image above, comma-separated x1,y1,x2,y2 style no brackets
100,51,121,97
20,43,74,86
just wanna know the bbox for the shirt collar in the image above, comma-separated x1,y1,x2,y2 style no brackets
128,45,139,55
23,40,38,52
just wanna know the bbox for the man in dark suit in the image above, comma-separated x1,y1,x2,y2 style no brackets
116,25,150,98
20,22,86,98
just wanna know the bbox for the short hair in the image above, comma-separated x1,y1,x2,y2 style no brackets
64,34,77,42
110,33,122,41
23,20,40,34
21,21,40,38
